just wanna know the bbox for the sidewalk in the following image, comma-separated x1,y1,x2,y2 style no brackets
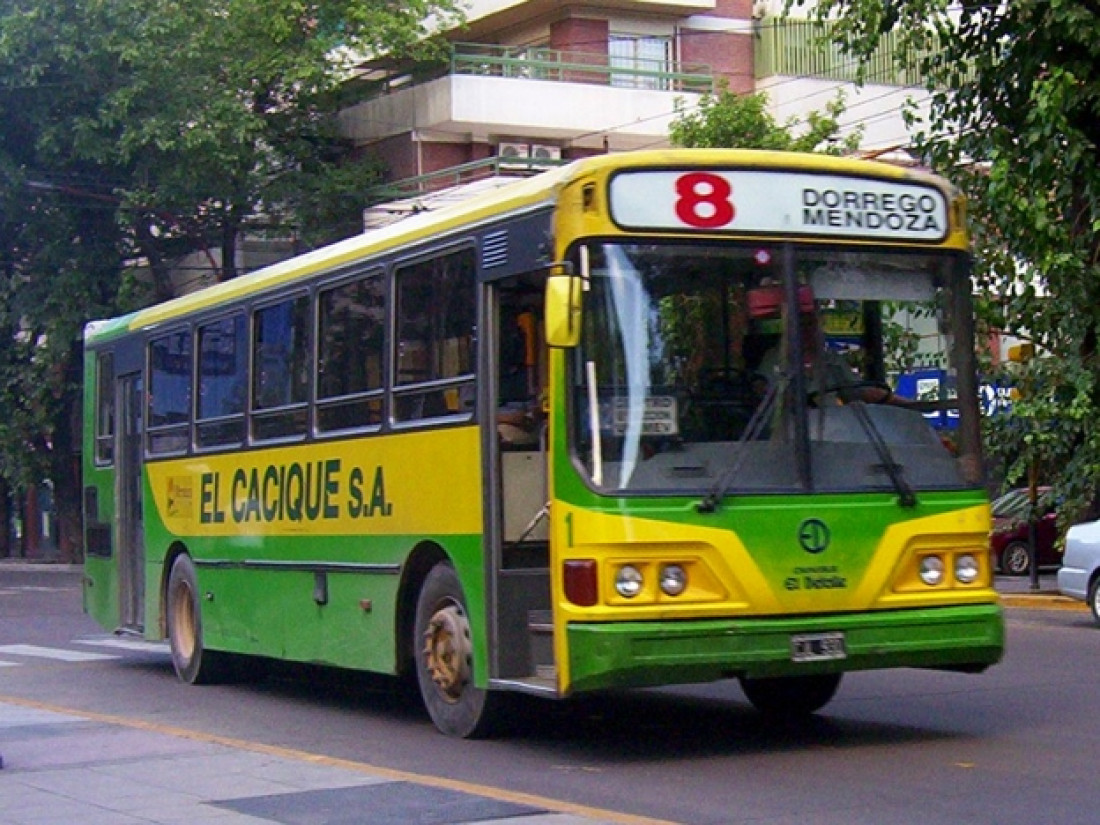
0,698,651,825
994,572,1086,610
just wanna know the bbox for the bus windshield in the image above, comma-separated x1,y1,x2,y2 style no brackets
568,241,976,497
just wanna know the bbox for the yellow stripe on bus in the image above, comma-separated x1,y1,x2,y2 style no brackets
145,427,484,537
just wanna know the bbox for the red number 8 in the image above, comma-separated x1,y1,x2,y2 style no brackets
674,172,735,228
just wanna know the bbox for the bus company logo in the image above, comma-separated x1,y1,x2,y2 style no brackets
166,476,194,518
797,519,830,554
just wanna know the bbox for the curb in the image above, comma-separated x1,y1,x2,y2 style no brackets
0,561,82,572
999,593,1086,611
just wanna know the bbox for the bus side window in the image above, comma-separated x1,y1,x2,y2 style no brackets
316,271,385,432
196,314,247,447
393,249,476,423
95,351,115,465
252,295,310,441
147,329,192,455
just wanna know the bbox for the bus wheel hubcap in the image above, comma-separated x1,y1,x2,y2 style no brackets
422,604,471,702
171,585,196,659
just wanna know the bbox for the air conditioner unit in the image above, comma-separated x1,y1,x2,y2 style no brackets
497,142,531,168
530,144,562,161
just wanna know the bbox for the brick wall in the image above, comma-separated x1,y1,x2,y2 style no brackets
681,29,754,93
549,17,609,54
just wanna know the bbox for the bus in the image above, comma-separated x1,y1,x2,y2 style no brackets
82,149,1003,737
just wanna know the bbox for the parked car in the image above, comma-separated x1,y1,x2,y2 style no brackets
989,487,1060,576
1058,519,1100,624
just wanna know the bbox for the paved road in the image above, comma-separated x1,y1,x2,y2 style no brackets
0,563,646,825
0,563,1092,825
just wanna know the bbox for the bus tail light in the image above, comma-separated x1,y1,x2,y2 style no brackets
564,559,598,606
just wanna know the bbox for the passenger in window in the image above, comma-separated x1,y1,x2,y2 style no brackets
498,307,541,447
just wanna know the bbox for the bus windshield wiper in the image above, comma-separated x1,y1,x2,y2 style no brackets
697,375,785,514
697,380,918,512
846,400,917,508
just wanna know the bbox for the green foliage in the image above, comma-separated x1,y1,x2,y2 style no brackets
0,0,463,556
669,81,862,153
793,0,1100,522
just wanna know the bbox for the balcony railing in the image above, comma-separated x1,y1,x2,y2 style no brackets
450,42,713,93
363,156,563,204
754,18,932,88
349,42,714,102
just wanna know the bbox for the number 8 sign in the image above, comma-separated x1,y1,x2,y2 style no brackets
674,172,735,228
608,167,949,240
610,170,741,231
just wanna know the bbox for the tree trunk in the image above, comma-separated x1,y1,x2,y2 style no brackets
0,477,10,558
134,218,179,302
51,342,85,563
220,215,240,281
55,472,83,564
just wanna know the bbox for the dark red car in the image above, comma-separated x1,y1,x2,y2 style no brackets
990,487,1060,576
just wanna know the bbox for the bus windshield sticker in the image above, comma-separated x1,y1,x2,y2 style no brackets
612,395,678,437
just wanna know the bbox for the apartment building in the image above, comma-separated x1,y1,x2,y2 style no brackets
338,0,755,181
338,0,929,186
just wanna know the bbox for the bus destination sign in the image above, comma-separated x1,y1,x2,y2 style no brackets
608,170,949,241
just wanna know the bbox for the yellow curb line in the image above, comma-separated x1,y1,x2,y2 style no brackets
999,595,1086,610
0,694,679,825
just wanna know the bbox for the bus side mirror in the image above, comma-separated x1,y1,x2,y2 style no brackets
545,274,583,348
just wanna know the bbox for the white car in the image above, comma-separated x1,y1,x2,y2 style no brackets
1058,519,1100,623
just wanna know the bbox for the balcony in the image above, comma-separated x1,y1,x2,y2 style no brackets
459,0,717,35
448,43,713,93
754,18,930,87
339,43,714,151
753,17,939,152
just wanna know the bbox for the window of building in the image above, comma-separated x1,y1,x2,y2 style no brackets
252,295,310,441
393,249,477,422
196,314,247,447
94,351,115,465
609,34,673,90
317,272,385,432
148,329,192,455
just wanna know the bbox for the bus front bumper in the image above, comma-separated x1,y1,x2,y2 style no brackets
565,603,1004,694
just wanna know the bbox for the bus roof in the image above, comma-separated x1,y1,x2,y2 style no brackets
84,149,955,344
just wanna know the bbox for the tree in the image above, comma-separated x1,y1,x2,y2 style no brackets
664,85,862,432
792,0,1100,520
669,82,861,153
0,0,463,559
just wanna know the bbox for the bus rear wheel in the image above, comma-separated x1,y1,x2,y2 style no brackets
166,554,229,684
739,673,842,717
414,562,502,738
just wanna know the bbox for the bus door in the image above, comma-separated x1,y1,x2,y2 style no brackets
488,279,553,686
116,372,145,632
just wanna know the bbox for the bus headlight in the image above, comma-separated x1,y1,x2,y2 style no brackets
919,555,945,586
955,553,980,584
615,565,644,598
659,564,687,596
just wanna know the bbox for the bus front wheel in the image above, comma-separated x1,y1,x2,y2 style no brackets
413,562,501,737
166,554,229,685
739,673,842,717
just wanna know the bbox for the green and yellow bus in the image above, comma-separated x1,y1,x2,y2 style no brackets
82,149,1003,737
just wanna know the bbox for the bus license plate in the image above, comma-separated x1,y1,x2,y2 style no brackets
790,632,847,663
